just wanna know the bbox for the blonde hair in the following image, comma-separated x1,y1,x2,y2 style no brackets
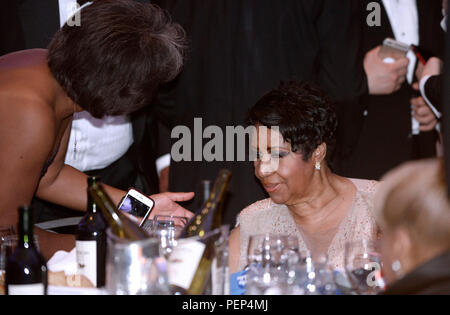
375,159,450,252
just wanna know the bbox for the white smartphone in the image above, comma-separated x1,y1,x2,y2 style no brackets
378,38,410,62
117,188,154,227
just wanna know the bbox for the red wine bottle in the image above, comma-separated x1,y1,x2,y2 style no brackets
5,205,47,295
76,176,107,288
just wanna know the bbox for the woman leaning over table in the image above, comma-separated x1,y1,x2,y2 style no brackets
374,158,450,294
0,0,194,259
228,81,381,273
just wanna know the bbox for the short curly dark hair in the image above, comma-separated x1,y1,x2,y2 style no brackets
47,0,186,118
246,81,338,161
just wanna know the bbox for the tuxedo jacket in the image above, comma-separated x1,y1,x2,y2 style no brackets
443,17,450,196
1,0,165,196
339,0,445,180
424,75,443,113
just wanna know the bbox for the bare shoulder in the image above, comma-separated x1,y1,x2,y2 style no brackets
0,94,56,156
0,49,56,107
0,94,55,133
0,50,56,140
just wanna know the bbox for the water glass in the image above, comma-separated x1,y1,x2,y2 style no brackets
245,234,297,295
0,226,16,295
105,229,170,295
293,253,337,295
0,225,16,270
210,225,230,295
344,240,385,295
150,215,188,259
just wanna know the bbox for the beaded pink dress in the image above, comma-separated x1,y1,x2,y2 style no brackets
236,178,380,271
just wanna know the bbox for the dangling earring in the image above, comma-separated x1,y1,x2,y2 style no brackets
392,260,403,278
315,161,321,171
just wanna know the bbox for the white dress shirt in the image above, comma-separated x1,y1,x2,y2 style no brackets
58,0,169,174
382,0,421,135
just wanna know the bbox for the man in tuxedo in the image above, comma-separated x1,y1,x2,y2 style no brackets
1,0,170,228
442,0,450,195
340,0,445,180
153,0,367,226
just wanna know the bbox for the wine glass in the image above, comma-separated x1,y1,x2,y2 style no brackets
151,215,188,259
344,240,385,295
0,225,16,295
246,234,296,295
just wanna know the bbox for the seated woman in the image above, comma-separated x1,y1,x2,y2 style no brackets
229,81,380,273
0,0,193,259
374,158,450,294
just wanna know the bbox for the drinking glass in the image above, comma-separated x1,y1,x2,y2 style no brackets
0,225,16,269
151,215,188,259
245,234,296,295
294,252,337,295
344,240,385,295
211,225,230,295
0,225,16,295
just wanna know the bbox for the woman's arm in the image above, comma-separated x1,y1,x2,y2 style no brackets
36,121,195,218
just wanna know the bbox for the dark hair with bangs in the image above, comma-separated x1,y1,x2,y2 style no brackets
47,0,186,118
246,81,338,161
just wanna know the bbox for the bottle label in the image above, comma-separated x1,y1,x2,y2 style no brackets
76,240,97,287
8,283,45,295
168,239,205,289
230,269,248,295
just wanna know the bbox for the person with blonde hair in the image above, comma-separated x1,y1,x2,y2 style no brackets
374,158,450,294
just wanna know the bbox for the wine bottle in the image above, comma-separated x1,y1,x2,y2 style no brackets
88,181,150,240
169,169,231,295
75,176,107,288
5,205,47,295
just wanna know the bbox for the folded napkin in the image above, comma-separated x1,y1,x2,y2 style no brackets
47,247,78,275
47,248,98,292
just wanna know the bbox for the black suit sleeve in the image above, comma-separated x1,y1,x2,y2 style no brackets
0,0,25,55
311,0,368,171
443,9,450,196
424,75,443,113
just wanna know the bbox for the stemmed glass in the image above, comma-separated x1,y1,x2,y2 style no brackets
245,234,298,295
0,225,18,295
151,215,188,259
0,225,16,270
344,240,385,295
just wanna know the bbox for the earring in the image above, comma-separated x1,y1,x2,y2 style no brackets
315,161,321,171
392,260,403,278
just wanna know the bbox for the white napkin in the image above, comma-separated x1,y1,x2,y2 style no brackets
47,247,78,276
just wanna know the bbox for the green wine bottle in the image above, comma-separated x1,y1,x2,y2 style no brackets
169,169,231,295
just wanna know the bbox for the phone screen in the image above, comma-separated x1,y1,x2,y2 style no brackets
118,194,151,217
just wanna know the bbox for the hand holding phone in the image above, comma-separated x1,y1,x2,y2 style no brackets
365,45,409,95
